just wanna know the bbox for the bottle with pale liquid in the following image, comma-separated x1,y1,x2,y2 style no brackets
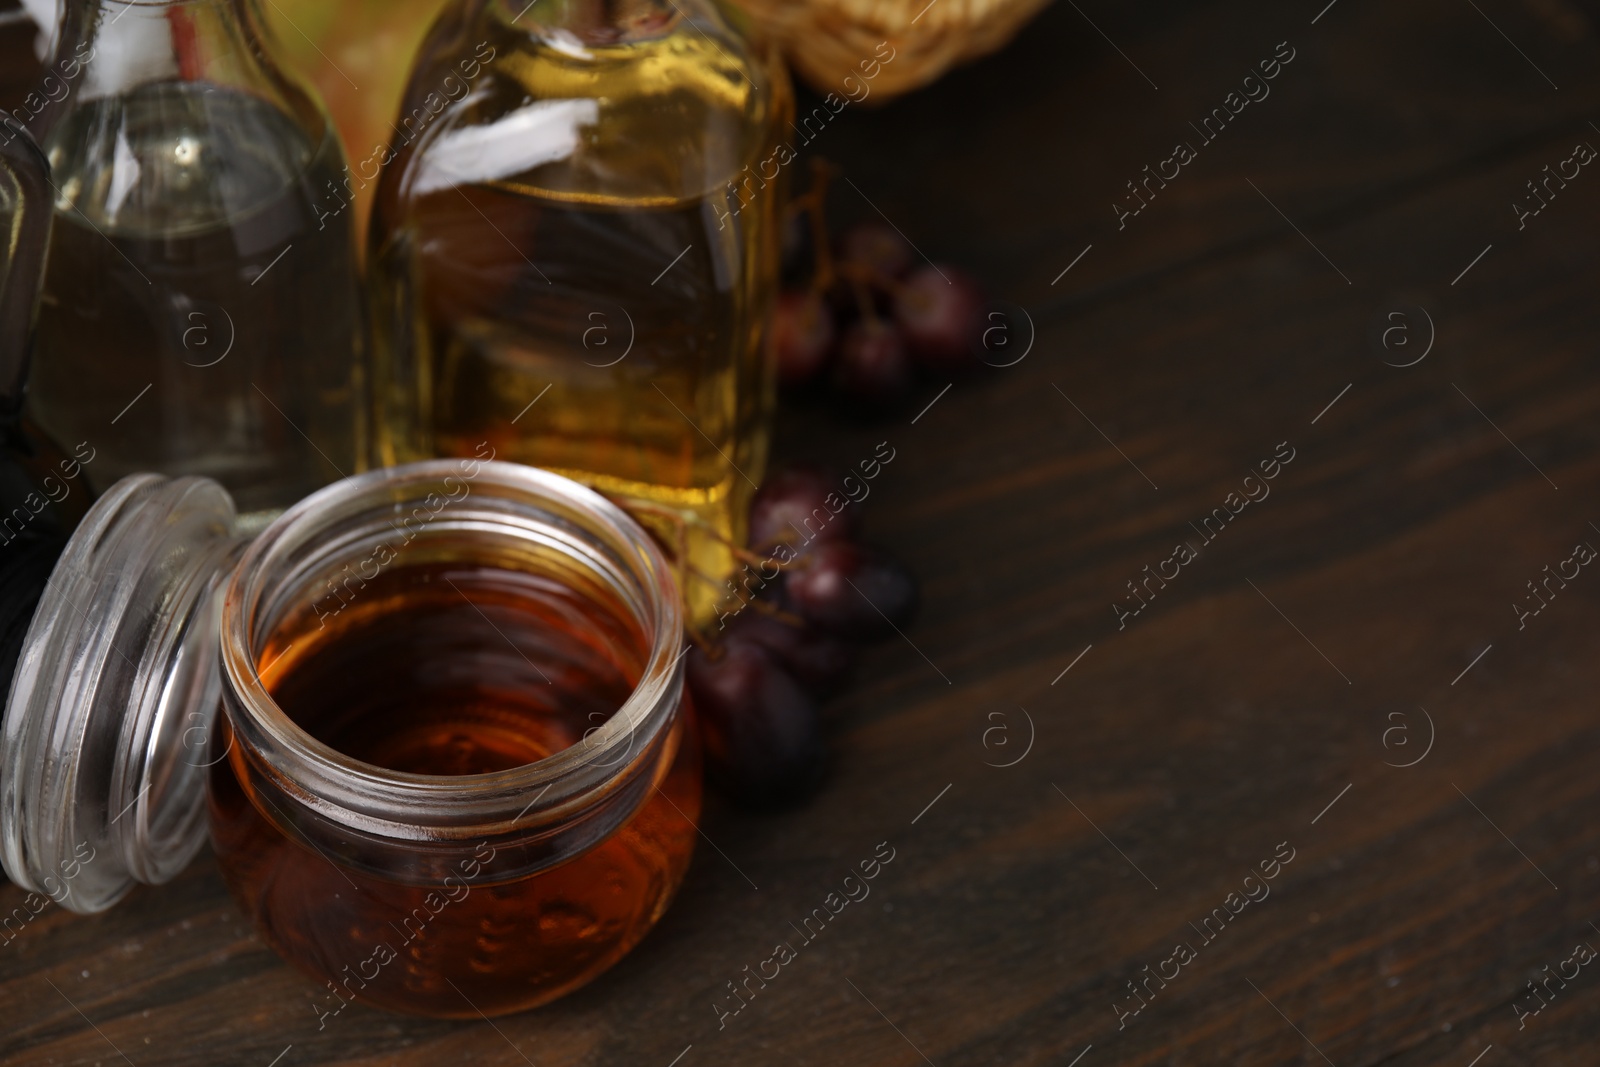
22,0,367,529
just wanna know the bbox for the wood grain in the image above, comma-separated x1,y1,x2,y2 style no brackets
5,0,1600,1064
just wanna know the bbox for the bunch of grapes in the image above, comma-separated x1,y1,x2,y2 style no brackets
685,467,918,806
772,165,989,410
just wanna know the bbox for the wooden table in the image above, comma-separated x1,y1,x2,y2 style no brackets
7,1,1600,1064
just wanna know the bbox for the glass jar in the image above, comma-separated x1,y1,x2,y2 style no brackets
20,0,368,527
0,459,699,1016
367,0,792,623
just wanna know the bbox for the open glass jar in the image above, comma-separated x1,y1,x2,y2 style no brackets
0,459,699,1017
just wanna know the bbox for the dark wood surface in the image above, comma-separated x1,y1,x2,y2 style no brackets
7,1,1600,1064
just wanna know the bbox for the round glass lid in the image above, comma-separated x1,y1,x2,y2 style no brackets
1,474,241,913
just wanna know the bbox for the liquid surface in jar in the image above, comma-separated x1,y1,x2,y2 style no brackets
262,561,641,774
208,559,700,1016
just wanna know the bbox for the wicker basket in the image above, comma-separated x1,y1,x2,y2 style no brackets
731,0,1051,101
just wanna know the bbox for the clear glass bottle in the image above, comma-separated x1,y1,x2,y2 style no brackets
23,0,367,528
368,0,792,621
0,460,699,1014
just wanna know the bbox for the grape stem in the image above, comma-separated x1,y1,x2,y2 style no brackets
785,158,838,295
614,498,774,569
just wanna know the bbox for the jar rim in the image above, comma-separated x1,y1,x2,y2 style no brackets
219,459,686,837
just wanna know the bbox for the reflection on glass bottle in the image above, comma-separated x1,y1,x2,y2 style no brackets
369,0,791,621
25,0,366,528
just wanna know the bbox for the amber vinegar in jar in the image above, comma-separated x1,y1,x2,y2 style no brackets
208,461,700,1016
211,562,700,1015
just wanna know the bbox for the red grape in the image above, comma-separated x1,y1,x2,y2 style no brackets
833,319,913,406
893,264,985,374
786,542,919,642
837,221,915,283
726,609,858,698
770,289,836,387
687,642,826,805
749,465,860,550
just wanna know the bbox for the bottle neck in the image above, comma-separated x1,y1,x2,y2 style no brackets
55,0,283,105
38,0,330,226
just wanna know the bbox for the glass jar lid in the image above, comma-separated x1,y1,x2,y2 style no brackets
1,474,241,912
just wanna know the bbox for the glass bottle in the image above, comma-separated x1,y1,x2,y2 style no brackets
368,0,792,622
23,0,368,529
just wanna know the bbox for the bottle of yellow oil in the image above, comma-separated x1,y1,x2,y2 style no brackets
369,0,792,622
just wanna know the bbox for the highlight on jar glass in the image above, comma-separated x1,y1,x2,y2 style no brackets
0,459,699,1018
